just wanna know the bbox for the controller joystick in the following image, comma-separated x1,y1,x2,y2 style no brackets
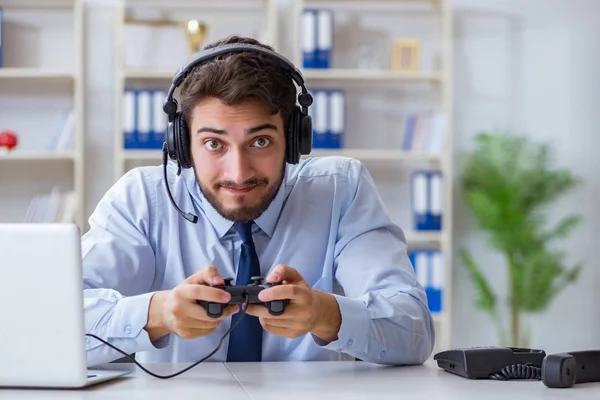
251,276,264,285
223,277,234,286
197,275,290,318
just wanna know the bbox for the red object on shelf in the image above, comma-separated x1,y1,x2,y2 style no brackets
0,131,18,151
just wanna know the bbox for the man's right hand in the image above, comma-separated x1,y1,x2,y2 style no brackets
145,266,238,342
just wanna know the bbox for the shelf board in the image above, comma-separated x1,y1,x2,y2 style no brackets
406,230,443,243
124,0,264,6
305,0,437,2
0,0,75,9
0,151,77,161
0,68,75,80
302,69,443,82
124,69,175,80
432,313,445,325
124,69,444,82
122,149,163,160
121,148,442,163
304,149,441,162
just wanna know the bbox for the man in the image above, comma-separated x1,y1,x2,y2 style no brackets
83,35,435,367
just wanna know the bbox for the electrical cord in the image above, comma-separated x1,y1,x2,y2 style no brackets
489,364,542,380
85,295,250,379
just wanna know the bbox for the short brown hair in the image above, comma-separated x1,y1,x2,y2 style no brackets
179,36,297,132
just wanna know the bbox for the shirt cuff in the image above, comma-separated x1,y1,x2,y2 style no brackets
109,292,170,350
312,294,370,355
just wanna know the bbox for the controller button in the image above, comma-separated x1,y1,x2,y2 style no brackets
251,276,264,285
270,301,284,314
208,303,223,317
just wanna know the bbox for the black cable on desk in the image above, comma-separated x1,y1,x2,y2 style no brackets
86,296,250,379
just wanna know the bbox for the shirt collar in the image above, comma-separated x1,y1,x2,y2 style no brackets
181,164,289,239
253,168,288,238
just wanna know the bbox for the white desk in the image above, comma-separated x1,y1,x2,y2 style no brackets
1,360,599,399
227,360,600,400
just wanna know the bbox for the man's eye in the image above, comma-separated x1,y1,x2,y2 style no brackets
204,140,223,151
253,137,271,148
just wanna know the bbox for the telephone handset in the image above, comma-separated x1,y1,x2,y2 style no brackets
433,346,600,388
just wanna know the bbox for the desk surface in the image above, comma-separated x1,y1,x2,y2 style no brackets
1,360,599,399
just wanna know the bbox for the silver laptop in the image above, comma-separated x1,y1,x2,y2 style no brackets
0,223,130,388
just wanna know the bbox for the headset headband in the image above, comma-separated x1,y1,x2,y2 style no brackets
162,43,309,117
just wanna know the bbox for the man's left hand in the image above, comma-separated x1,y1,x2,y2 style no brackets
245,264,341,343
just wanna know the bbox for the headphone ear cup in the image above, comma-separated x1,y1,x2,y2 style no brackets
174,113,192,169
299,113,313,155
286,107,300,164
166,119,178,161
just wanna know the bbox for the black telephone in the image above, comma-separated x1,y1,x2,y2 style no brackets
433,347,600,388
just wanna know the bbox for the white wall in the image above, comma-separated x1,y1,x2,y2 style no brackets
451,0,600,353
79,0,600,352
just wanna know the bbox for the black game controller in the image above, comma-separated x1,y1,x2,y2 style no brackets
197,276,290,318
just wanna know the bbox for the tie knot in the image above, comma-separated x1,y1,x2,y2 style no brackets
234,221,254,244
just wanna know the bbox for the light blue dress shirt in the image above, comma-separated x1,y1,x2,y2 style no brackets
82,156,435,367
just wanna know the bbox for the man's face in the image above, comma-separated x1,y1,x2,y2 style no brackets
189,97,286,222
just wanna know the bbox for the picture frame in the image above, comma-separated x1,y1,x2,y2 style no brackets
391,38,420,71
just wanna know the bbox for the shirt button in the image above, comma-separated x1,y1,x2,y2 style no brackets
125,325,132,334
347,338,353,347
380,350,386,358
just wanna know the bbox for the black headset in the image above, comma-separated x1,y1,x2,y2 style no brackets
162,42,314,169
160,42,313,224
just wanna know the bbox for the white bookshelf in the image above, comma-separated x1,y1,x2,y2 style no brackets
113,0,279,180
290,0,454,352
0,151,77,161
119,148,441,162
111,0,453,352
0,68,76,80
303,68,443,82
0,0,85,230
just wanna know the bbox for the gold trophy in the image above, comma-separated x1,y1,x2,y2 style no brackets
124,17,209,55
184,19,208,54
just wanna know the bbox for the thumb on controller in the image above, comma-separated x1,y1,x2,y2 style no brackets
185,265,224,286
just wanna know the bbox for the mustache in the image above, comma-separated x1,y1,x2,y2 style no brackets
215,178,268,190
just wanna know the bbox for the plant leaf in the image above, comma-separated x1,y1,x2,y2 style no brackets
539,214,583,243
459,249,496,314
550,261,583,297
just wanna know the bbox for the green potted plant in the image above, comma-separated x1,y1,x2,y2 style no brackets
459,131,583,348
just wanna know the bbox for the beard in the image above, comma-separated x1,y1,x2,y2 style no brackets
196,167,284,222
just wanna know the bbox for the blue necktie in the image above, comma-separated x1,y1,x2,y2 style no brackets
226,221,263,362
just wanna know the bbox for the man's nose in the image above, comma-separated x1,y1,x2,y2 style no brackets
224,149,253,184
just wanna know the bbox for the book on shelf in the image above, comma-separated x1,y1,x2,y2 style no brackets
45,109,75,151
302,8,332,69
402,111,446,155
23,188,77,224
409,249,444,314
123,88,167,150
309,89,345,149
411,170,442,231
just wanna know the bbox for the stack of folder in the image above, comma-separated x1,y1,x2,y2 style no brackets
309,89,345,149
411,170,443,231
409,250,444,314
123,89,167,150
302,8,333,69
